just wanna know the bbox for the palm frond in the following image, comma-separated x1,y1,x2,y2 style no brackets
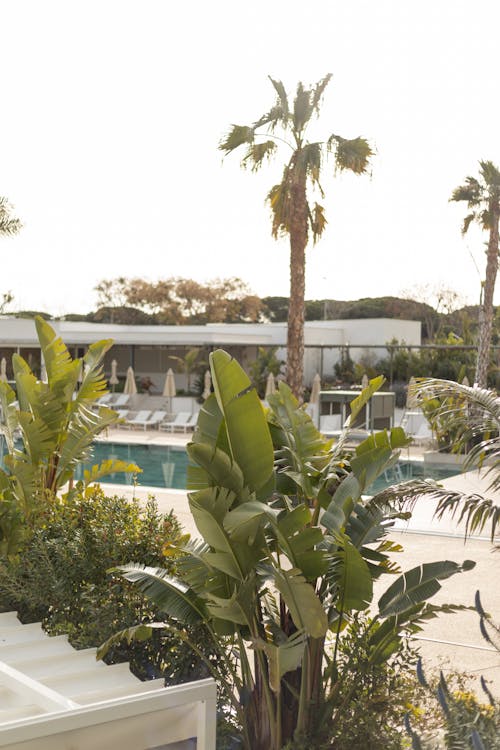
311,74,332,114
241,140,277,172
328,134,373,174
268,77,289,121
253,104,288,132
219,125,254,155
293,81,313,134
310,202,327,243
0,197,22,236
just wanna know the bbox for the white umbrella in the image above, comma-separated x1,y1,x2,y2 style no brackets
123,366,137,395
462,375,470,387
361,373,369,389
0,358,7,383
202,370,212,400
310,373,321,405
406,376,418,409
109,359,119,391
162,367,176,412
264,372,276,400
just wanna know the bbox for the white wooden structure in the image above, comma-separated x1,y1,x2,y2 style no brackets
0,612,216,750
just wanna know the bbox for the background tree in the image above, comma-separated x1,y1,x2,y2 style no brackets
0,197,21,236
219,74,373,398
451,161,500,387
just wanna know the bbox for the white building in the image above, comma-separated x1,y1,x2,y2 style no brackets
0,317,421,390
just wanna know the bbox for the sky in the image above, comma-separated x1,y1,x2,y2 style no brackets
1,0,500,315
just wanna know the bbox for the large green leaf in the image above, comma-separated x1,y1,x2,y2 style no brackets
35,316,81,400
378,560,476,618
114,564,207,624
189,487,262,579
210,350,274,492
273,567,328,638
329,532,373,613
345,375,385,428
82,459,141,486
251,630,306,692
187,442,244,493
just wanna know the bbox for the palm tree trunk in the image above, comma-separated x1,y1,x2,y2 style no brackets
475,209,499,387
287,173,308,400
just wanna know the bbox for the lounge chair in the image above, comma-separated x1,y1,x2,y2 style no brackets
97,394,113,405
125,410,152,429
127,410,168,430
113,393,130,407
159,412,195,433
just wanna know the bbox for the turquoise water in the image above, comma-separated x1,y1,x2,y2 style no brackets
75,442,190,490
366,460,459,495
74,443,460,493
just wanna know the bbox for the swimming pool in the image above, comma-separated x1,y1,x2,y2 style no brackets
75,442,190,490
76,442,460,493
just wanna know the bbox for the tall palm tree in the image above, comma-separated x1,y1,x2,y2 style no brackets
219,75,373,398
0,196,21,236
451,161,500,387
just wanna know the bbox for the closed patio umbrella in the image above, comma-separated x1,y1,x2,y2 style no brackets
462,375,470,387
124,366,137,395
202,370,212,400
0,358,7,383
109,359,119,392
310,373,321,405
406,376,418,409
162,367,176,412
361,373,369,389
264,372,276,400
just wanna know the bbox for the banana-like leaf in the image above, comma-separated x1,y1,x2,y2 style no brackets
0,381,20,451
114,564,207,624
322,474,360,532
96,622,168,662
273,567,328,638
190,393,224,447
250,630,306,692
76,338,113,404
83,459,141,486
378,560,476,618
205,574,257,626
264,504,328,579
35,317,81,399
328,532,373,613
210,350,274,492
345,375,384,428
368,602,472,664
187,442,244,493
189,487,262,579
223,500,269,544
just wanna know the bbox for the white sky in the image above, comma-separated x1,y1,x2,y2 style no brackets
1,0,499,315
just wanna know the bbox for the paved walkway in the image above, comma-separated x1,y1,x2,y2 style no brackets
100,428,500,697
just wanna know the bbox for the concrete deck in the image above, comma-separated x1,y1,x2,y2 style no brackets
99,428,500,697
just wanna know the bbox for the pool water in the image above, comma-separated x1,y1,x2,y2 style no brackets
366,460,459,495
75,442,190,490
74,443,460,494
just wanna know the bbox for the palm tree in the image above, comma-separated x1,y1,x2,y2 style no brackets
0,196,21,236
219,75,372,398
451,161,500,387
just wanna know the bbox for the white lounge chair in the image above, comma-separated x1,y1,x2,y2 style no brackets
128,410,168,430
125,410,152,429
160,412,195,433
97,394,113,405
113,393,130,407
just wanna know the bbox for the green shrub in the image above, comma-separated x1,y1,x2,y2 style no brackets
0,487,213,682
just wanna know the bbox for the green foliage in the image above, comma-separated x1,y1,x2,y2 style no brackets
0,316,138,555
106,349,474,750
0,487,213,683
0,196,22,236
407,660,500,749
248,346,284,397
